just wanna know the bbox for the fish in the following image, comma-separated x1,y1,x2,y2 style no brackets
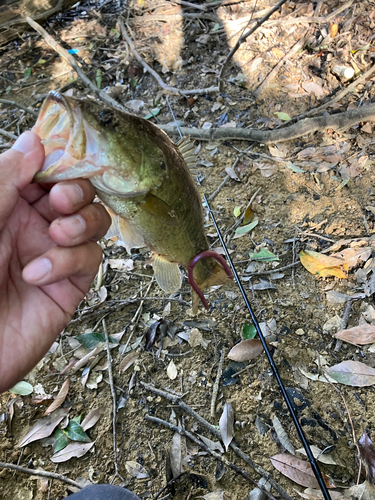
32,91,231,313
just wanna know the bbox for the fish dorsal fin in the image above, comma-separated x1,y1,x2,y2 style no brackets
152,254,182,293
176,137,197,169
141,193,181,226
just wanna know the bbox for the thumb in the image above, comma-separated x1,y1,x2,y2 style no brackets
0,131,44,230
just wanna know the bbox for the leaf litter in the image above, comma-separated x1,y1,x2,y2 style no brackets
3,1,375,499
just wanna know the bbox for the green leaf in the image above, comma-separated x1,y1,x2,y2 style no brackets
72,415,81,424
65,420,91,442
96,69,102,89
37,59,47,64
274,112,291,121
130,78,137,88
74,332,118,350
235,220,258,235
337,178,350,190
285,162,305,173
6,86,12,94
212,23,220,32
233,206,241,217
144,107,161,120
52,429,70,453
246,248,279,262
24,68,32,79
243,322,257,340
9,381,33,395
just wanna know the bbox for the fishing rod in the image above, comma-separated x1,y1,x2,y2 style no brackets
203,194,332,500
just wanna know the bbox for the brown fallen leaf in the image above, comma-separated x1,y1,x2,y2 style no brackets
330,23,338,37
118,351,139,372
18,408,70,447
51,441,95,463
228,339,264,362
270,454,332,489
81,408,102,431
43,379,69,416
358,433,375,484
332,247,371,268
299,250,348,279
333,324,375,346
326,360,375,387
344,481,375,499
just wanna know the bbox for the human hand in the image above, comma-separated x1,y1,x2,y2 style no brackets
0,131,111,392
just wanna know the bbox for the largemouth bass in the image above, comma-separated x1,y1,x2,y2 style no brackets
32,91,230,313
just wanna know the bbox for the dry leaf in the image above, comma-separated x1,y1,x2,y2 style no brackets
170,431,182,478
330,23,338,37
81,408,102,431
108,258,134,272
44,379,69,416
197,434,224,453
225,166,240,181
273,416,295,455
219,403,234,452
125,460,148,479
51,441,95,463
296,446,338,465
332,247,371,268
344,481,375,499
18,408,70,447
333,324,375,346
202,491,227,500
167,360,178,380
300,250,348,279
228,339,264,362
326,360,375,386
270,454,331,489
118,351,139,372
358,433,375,484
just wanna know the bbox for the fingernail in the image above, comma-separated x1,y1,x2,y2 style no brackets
54,183,84,206
12,132,36,154
23,258,52,282
59,214,86,239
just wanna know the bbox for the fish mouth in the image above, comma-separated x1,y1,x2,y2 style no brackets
32,91,103,183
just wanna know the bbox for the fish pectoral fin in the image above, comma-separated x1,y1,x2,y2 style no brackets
34,160,103,183
152,255,182,294
141,193,180,226
105,211,145,255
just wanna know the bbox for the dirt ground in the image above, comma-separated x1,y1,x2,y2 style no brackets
1,0,375,499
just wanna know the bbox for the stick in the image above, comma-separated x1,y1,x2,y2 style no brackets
157,103,375,143
140,382,294,500
210,349,225,417
102,318,123,482
0,98,39,118
25,17,129,116
145,415,279,500
119,19,218,96
0,462,82,489
218,0,289,91
0,129,17,140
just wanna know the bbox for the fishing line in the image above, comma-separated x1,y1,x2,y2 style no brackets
203,194,332,500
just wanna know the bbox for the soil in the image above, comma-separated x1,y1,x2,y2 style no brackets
1,1,375,499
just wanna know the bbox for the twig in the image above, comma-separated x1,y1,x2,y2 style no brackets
145,415,279,500
102,318,123,483
334,300,352,352
218,0,289,91
140,382,293,500
241,261,301,277
297,59,375,120
157,103,375,143
210,349,225,417
0,98,39,118
0,128,17,140
291,228,298,290
254,35,307,98
25,17,129,116
119,19,218,96
208,175,229,202
0,462,82,489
